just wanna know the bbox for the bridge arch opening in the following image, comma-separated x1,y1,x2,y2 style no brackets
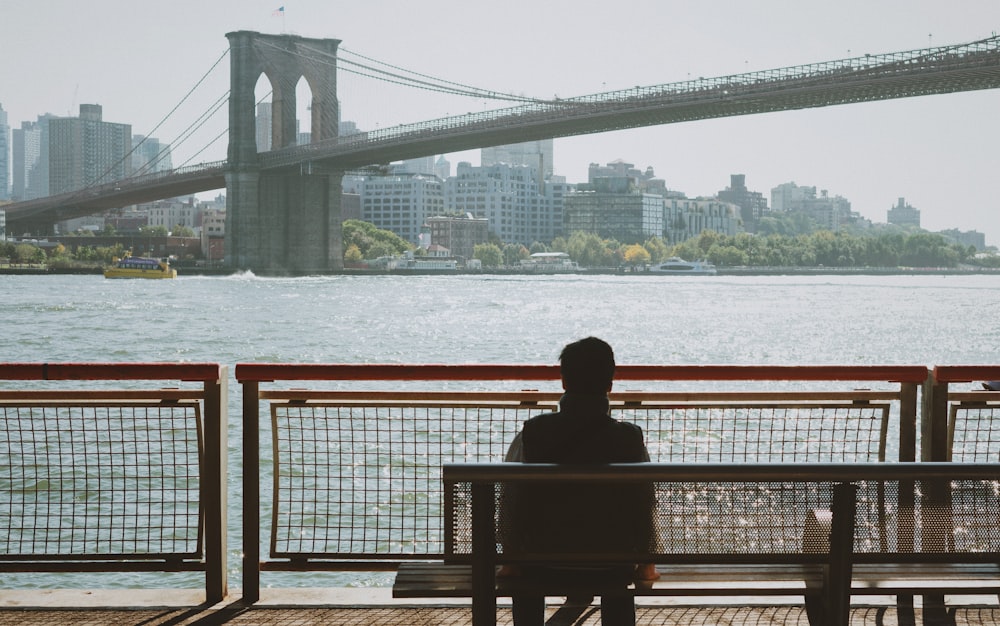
295,76,312,144
254,74,273,153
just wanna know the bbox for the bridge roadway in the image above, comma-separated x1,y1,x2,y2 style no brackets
7,35,1000,232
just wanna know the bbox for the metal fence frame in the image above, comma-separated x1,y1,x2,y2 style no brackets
0,363,228,603
235,363,927,602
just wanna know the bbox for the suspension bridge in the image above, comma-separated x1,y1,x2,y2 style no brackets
6,31,1000,273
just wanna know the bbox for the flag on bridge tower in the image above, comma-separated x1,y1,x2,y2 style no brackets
272,6,285,17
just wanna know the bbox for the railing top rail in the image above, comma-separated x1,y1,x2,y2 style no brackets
933,365,1000,383
0,362,224,382
444,462,1000,483
235,363,928,383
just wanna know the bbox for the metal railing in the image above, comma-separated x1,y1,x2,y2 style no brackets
235,363,927,601
0,363,228,603
4,361,999,606
926,365,1000,462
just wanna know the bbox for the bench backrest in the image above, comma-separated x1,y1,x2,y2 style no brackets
443,463,1000,565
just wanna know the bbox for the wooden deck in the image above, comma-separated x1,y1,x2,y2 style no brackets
1,589,998,626
2,605,1000,625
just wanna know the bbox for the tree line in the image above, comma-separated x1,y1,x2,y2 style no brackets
475,229,994,269
4,219,995,270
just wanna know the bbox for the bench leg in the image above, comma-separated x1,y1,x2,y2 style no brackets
896,594,916,626
920,594,952,626
804,592,824,626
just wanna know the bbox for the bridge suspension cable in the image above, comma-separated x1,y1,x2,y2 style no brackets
131,49,232,177
44,44,230,216
253,38,551,104
337,46,550,103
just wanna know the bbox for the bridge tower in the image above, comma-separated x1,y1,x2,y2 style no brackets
225,31,344,274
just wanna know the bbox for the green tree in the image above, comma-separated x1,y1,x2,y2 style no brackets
623,243,651,266
708,244,748,266
503,243,528,266
344,244,363,263
342,219,413,259
172,225,196,237
473,243,503,267
643,237,669,264
13,243,46,264
565,231,616,268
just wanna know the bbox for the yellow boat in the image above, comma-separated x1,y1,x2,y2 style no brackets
103,253,177,279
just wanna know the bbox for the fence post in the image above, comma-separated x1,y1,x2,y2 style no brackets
471,481,497,626
242,379,261,603
204,369,229,603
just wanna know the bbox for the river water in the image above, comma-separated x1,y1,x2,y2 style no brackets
2,272,999,589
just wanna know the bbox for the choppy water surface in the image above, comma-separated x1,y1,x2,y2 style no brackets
2,272,999,589
5,272,1000,365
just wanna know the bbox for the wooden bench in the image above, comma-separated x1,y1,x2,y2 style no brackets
392,462,1000,626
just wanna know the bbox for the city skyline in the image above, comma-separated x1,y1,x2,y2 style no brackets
2,0,999,243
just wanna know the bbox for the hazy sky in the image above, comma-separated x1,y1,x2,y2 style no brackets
3,0,999,243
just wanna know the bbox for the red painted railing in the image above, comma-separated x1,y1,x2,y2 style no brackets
0,362,228,603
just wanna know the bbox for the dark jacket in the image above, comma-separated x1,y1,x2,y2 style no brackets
504,393,655,557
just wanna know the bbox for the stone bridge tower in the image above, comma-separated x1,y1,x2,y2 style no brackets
225,31,344,274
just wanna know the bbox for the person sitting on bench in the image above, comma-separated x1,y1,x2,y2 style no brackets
501,336,658,626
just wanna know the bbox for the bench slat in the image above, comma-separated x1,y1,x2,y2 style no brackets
393,562,1000,599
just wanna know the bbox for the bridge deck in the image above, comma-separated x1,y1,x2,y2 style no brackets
8,34,1000,231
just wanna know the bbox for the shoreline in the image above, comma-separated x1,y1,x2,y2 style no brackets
3,266,1000,277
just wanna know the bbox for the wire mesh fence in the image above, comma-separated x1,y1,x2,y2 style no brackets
0,402,203,560
269,399,891,560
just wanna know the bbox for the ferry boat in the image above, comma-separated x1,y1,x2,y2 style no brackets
103,253,177,279
519,252,580,273
648,256,717,275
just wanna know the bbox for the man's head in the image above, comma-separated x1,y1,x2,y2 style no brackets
559,336,616,393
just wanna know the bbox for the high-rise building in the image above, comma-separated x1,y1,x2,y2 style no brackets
132,135,173,175
718,174,768,232
11,115,54,201
481,139,554,180
887,197,920,228
48,104,131,195
564,176,663,244
771,181,815,212
434,155,450,181
663,198,742,244
771,181,860,230
256,102,273,152
0,103,9,201
395,156,436,176
12,122,40,201
360,173,446,244
446,162,565,245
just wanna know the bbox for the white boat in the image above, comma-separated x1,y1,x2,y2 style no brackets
519,252,580,273
648,257,717,275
